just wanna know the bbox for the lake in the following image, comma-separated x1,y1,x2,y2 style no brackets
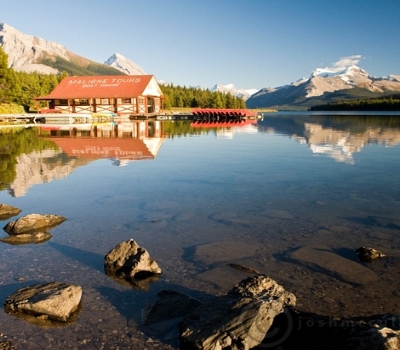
0,111,400,349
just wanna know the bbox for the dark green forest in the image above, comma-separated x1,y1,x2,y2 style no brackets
0,46,246,111
310,94,400,111
161,84,246,109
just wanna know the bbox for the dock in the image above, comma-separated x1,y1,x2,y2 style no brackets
0,112,117,125
0,109,262,125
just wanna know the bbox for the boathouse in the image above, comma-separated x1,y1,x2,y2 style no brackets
34,75,164,116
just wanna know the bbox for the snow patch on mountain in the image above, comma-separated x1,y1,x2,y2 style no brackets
0,22,70,73
104,53,145,75
210,83,258,100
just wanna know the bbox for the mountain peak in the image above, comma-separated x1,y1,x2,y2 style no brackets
104,52,145,75
211,83,258,100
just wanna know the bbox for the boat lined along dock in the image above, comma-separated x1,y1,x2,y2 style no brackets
191,119,258,128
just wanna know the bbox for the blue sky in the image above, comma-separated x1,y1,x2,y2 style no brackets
1,0,399,90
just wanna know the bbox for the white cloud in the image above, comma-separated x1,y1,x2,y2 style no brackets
321,55,364,73
332,55,363,68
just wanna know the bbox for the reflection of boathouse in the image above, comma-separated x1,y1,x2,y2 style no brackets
38,120,164,164
35,75,164,116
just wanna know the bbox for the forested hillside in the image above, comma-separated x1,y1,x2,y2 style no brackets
310,95,400,111
0,47,246,112
160,84,246,109
0,47,66,111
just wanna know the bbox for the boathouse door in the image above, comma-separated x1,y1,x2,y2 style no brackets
147,97,154,113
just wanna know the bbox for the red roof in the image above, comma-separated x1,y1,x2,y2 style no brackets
36,75,157,100
51,137,154,160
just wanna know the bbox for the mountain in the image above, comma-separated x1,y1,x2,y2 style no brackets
210,83,258,101
0,23,131,76
247,65,400,110
104,53,145,75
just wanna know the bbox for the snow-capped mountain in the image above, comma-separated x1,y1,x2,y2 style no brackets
104,53,145,75
211,83,258,100
247,65,400,109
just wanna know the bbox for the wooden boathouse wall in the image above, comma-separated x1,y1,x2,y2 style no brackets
35,75,163,117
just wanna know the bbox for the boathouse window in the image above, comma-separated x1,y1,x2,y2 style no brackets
55,99,68,106
122,98,132,104
74,99,89,106
96,98,109,105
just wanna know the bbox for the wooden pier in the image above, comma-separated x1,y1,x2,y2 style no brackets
0,112,117,125
0,109,261,125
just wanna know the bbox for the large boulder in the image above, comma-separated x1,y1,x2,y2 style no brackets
1,231,52,245
104,239,162,290
4,282,82,323
179,275,296,350
3,213,66,235
0,204,21,220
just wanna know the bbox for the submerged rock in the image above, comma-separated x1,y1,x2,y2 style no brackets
355,246,386,263
179,275,296,350
4,281,82,323
3,214,66,235
104,239,162,290
1,231,52,245
288,245,378,285
0,204,21,221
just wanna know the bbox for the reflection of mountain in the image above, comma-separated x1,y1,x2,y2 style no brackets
7,121,165,197
257,114,400,163
9,150,91,197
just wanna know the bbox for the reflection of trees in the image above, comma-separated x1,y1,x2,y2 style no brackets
163,121,208,137
0,127,59,190
162,121,254,138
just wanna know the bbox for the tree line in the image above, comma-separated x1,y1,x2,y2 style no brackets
0,47,67,111
160,84,246,109
0,46,246,112
310,95,400,111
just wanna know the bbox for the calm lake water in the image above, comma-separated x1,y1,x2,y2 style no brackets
0,111,400,349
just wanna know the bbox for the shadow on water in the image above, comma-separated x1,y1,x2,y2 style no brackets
331,247,360,262
47,241,213,347
47,241,104,273
96,279,213,348
343,215,400,230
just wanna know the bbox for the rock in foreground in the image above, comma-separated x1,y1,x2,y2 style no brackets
3,214,66,235
104,239,162,290
4,281,82,322
355,246,386,263
179,275,296,350
1,231,52,245
0,204,21,220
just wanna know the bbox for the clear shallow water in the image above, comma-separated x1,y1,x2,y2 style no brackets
0,112,400,349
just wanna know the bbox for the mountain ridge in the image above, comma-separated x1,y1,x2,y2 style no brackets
247,65,400,109
2,22,400,108
0,22,126,76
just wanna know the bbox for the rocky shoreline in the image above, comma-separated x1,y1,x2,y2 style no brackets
0,204,399,349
